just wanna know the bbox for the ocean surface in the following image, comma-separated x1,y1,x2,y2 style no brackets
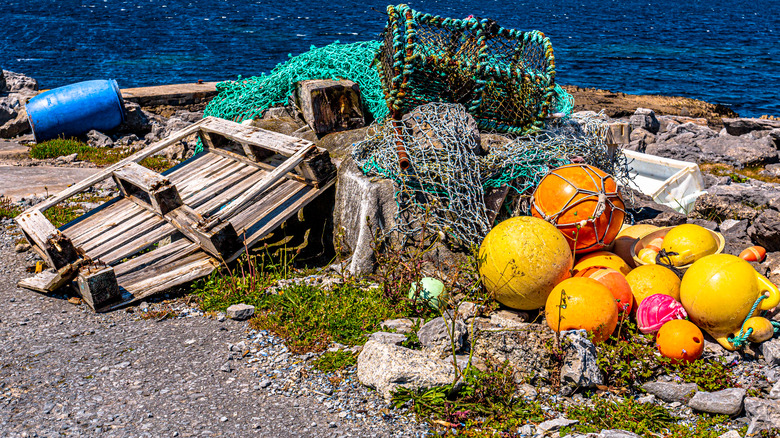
1,0,778,117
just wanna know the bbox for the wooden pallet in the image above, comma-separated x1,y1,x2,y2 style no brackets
15,117,336,311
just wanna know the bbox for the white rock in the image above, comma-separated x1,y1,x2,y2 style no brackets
226,304,255,321
356,340,456,401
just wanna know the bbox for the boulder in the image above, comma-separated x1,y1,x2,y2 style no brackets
717,219,753,256
698,135,778,168
417,316,467,356
623,188,687,226
723,118,780,136
332,158,398,275
627,127,655,152
87,130,114,148
226,304,255,321
489,310,529,329
770,380,780,399
760,163,780,179
117,101,151,136
0,101,15,126
536,418,578,433
598,430,642,438
645,122,715,163
470,319,556,382
315,126,371,164
1,70,38,94
356,340,457,401
641,381,698,403
764,251,780,285
689,192,761,224
368,331,407,345
402,104,482,156
760,338,780,367
744,397,780,434
0,69,5,92
687,388,745,416
0,107,30,138
630,108,660,134
559,330,603,394
380,318,421,334
748,210,780,252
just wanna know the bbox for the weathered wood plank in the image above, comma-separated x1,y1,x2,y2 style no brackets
203,143,315,226
94,223,177,265
115,241,202,286
165,205,241,259
199,117,312,157
17,261,82,293
78,206,158,253
207,147,310,185
112,238,194,278
484,185,509,225
113,162,183,216
173,159,245,197
183,165,260,209
229,179,302,231
295,79,366,136
15,209,80,269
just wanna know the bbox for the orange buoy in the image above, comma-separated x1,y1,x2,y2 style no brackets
545,277,619,343
573,251,632,276
656,319,704,363
574,266,633,315
532,164,626,254
739,246,767,263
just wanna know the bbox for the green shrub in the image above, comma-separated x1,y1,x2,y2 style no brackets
312,350,357,373
30,138,131,165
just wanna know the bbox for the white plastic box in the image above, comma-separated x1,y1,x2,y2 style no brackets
622,149,706,214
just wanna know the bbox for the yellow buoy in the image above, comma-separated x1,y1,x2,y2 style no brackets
613,224,659,267
573,251,632,276
479,216,573,310
681,254,780,350
545,277,619,343
743,317,776,343
625,264,681,308
661,224,719,266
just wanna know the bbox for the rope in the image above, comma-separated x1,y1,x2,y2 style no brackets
728,294,780,348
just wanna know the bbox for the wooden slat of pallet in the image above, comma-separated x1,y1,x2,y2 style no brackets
162,150,213,179
195,175,287,217
173,158,246,199
15,209,79,269
112,162,183,216
113,238,200,282
229,179,303,232
77,203,156,252
207,147,311,185
61,197,123,241
206,144,314,224
67,201,146,245
199,117,311,158
33,119,207,213
98,223,178,266
170,155,234,194
182,165,261,209
105,252,217,311
85,215,167,260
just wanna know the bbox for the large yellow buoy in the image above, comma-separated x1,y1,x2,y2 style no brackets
613,224,659,268
680,254,780,350
625,264,681,308
479,216,573,310
545,277,619,343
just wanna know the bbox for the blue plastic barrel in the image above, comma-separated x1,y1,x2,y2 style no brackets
26,79,126,142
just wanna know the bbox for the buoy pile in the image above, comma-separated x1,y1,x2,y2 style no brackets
477,164,779,359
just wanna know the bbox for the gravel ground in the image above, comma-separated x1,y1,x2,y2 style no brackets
0,221,428,438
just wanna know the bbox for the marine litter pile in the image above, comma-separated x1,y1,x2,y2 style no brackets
9,3,780,437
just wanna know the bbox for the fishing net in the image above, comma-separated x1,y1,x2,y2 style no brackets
377,4,558,135
203,40,389,124
352,102,629,249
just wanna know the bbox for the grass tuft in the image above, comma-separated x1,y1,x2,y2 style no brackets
0,196,22,220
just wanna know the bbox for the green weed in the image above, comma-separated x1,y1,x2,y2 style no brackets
563,396,733,437
670,358,736,392
43,204,81,228
312,350,357,373
31,138,132,165
249,283,405,353
393,362,545,434
0,196,21,220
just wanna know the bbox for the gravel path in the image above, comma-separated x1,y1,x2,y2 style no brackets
0,222,427,437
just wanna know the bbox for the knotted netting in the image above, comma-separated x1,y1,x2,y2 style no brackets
203,41,389,123
377,4,558,135
353,103,629,249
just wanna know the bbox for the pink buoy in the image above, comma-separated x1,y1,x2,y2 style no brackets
636,293,688,335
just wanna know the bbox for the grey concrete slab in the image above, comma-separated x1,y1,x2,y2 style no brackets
0,140,29,160
0,165,101,200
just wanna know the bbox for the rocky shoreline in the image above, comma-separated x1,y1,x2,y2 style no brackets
2,69,780,438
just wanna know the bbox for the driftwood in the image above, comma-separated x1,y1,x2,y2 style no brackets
15,117,337,311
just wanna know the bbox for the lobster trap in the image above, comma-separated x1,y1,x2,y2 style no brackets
377,4,558,136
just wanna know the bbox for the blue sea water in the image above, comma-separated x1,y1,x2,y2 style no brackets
1,0,778,117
